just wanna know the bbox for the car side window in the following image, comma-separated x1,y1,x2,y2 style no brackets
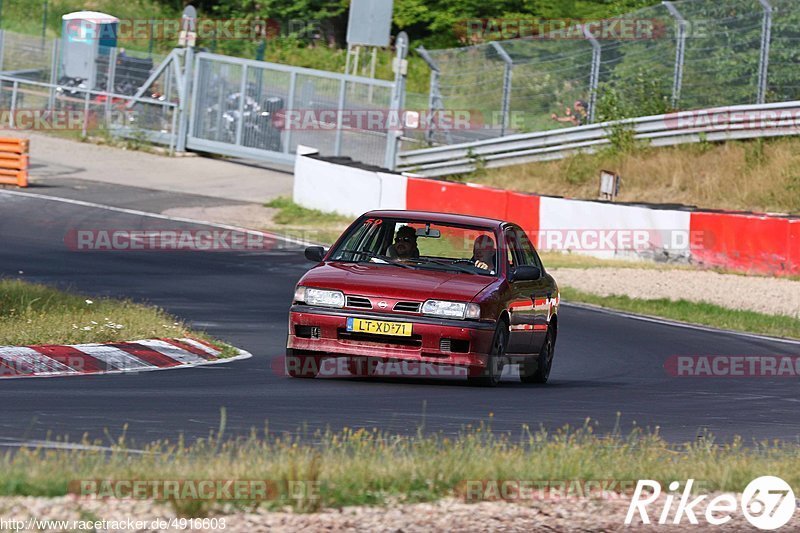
515,228,542,270
505,229,525,268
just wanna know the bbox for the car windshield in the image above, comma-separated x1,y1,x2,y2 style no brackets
329,217,499,276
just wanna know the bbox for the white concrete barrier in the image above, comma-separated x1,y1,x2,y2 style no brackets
294,152,408,217
538,197,691,260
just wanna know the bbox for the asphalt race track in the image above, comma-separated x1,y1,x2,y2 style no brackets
1,189,799,446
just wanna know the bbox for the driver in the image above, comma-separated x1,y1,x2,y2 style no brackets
471,235,496,271
387,225,420,259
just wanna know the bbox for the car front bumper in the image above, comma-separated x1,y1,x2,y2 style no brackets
287,305,496,368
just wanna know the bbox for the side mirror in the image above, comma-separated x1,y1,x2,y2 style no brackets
510,265,541,281
304,246,325,262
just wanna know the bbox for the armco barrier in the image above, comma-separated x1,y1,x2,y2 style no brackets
293,151,797,274
689,212,797,275
0,137,28,187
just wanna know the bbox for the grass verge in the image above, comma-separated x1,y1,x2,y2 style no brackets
469,137,800,215
264,197,351,245
561,286,800,340
0,279,236,356
2,419,800,516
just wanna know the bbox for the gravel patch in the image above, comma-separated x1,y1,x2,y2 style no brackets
161,204,278,230
550,268,800,318
0,495,792,532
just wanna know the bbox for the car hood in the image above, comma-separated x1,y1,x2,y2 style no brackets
299,262,496,302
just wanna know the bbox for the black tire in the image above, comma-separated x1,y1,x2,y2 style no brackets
285,350,321,378
348,357,379,377
467,322,508,387
520,328,555,384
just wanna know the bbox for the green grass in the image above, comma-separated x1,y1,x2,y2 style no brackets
561,287,800,340
0,278,235,355
2,418,800,516
264,196,351,245
264,197,350,226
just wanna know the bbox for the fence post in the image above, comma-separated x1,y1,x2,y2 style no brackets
104,47,117,125
334,77,346,157
490,41,513,136
234,64,247,146
9,80,17,127
384,31,408,170
757,0,773,104
582,25,601,123
663,1,686,109
416,46,441,145
284,70,296,154
0,30,5,73
82,89,90,137
48,37,58,112
176,45,194,152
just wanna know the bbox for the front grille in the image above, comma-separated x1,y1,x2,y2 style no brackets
345,295,372,309
393,301,422,313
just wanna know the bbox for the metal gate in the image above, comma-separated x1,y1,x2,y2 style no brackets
187,52,396,168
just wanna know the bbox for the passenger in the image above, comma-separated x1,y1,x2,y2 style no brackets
387,225,420,259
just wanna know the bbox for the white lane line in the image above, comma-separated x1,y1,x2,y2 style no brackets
562,301,800,346
72,344,155,371
0,347,76,375
0,189,318,246
179,337,221,356
134,339,208,364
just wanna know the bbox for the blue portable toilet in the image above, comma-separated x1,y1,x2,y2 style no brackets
61,11,119,87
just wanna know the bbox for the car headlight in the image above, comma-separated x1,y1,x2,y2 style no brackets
295,286,344,308
422,300,481,320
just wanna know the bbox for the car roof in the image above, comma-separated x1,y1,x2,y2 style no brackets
363,210,507,229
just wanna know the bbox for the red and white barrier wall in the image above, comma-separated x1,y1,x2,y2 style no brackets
294,151,798,275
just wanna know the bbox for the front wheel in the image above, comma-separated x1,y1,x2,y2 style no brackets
467,322,507,387
520,329,555,384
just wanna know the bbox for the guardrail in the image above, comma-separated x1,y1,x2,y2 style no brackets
396,101,800,176
0,137,28,187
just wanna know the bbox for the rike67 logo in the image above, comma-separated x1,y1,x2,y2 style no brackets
626,476,796,530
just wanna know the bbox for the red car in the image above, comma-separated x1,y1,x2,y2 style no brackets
286,210,560,386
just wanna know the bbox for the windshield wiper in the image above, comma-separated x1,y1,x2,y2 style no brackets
334,250,414,269
412,257,478,275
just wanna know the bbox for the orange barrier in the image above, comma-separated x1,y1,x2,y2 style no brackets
0,137,28,187
405,177,540,237
689,211,796,275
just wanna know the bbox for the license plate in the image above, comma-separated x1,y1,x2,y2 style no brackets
346,317,412,337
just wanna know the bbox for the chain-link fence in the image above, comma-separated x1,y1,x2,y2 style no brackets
414,0,800,146
0,30,177,146
190,52,395,167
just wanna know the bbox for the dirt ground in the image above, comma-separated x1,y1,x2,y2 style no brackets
550,267,800,318
1,494,794,532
